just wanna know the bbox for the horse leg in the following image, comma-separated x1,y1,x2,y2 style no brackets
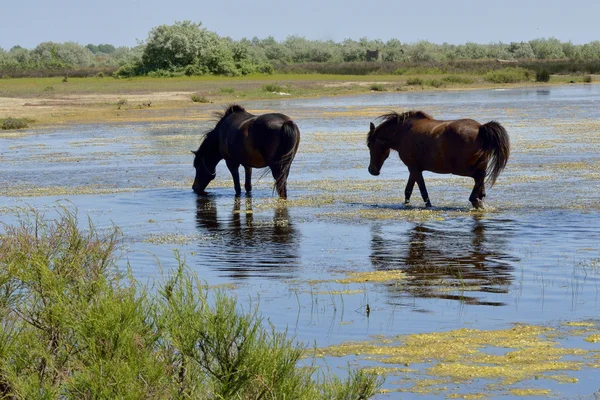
244,166,252,194
404,174,416,204
469,172,486,209
413,170,432,207
226,160,242,196
270,163,288,199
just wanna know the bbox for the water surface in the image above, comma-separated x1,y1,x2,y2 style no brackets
2,85,600,398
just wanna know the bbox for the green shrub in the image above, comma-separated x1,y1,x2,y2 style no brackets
583,75,592,83
535,69,550,82
426,79,444,88
116,98,128,109
263,83,285,92
219,87,235,94
0,208,383,399
1,117,30,130
406,77,424,85
484,67,532,83
369,83,386,91
442,75,474,84
113,63,140,78
191,93,210,103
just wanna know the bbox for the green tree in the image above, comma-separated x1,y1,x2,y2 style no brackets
383,39,407,62
529,38,565,59
142,21,212,70
580,41,600,60
508,42,535,59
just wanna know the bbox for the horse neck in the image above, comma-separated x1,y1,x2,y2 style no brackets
380,121,404,149
198,131,222,163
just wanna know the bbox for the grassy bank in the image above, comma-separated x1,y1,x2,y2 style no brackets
0,208,382,399
0,69,595,127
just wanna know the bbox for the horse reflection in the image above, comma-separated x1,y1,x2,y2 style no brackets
195,196,299,280
370,216,517,306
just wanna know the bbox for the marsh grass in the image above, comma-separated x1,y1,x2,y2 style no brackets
535,69,551,82
406,77,424,85
484,67,533,83
262,83,285,92
191,93,210,103
442,75,474,84
0,208,382,399
1,117,32,130
369,83,386,91
219,87,235,94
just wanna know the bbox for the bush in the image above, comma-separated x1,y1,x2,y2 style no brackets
442,75,474,84
406,77,424,85
219,87,235,94
263,83,285,92
484,67,532,83
583,75,592,83
369,83,386,91
113,62,140,78
426,79,444,88
1,117,30,130
0,208,383,399
191,93,210,103
535,69,550,82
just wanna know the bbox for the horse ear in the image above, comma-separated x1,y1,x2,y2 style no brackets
370,122,375,132
191,150,197,155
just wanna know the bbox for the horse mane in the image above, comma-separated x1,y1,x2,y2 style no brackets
214,104,247,121
198,104,249,150
368,110,432,144
378,110,432,124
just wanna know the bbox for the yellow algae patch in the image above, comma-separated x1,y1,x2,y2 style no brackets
584,334,600,343
2,185,139,197
317,323,600,396
143,233,207,245
337,270,406,284
447,393,487,399
429,359,580,385
508,388,551,396
318,289,364,295
562,321,597,327
309,270,405,286
396,378,453,394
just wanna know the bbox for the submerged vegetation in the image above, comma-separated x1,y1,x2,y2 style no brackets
0,208,382,399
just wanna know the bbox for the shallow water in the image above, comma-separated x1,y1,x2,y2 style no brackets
2,85,600,398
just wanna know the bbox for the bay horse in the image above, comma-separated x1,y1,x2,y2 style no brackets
192,104,301,198
367,111,510,209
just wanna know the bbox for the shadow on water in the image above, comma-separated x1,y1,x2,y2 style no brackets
194,196,300,280
370,215,519,306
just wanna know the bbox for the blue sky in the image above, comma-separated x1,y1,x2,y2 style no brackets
1,0,598,49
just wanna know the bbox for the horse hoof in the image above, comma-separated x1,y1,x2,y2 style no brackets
472,201,485,210
425,201,432,208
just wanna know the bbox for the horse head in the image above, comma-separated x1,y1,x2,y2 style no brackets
367,122,391,176
191,130,220,195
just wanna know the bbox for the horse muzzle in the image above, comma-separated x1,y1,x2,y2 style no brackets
368,166,380,176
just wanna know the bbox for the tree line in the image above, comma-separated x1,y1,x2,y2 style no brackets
1,20,600,77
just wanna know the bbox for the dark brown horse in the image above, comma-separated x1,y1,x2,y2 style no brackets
192,104,301,198
367,111,510,208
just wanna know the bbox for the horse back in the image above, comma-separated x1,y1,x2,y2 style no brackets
398,118,485,175
221,112,295,168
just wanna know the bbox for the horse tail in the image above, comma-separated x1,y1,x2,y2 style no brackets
478,121,510,186
274,120,301,195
